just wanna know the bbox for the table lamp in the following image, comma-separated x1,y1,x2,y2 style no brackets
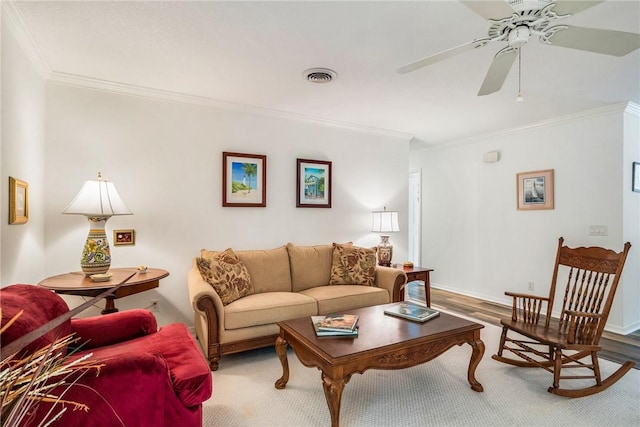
371,207,399,267
62,173,132,275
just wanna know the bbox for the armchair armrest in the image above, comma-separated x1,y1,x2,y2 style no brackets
375,267,407,302
70,309,157,350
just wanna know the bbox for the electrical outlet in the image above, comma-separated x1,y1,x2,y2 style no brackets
528,281,534,291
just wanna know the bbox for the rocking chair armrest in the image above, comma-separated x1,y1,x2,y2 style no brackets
505,292,549,323
564,310,604,345
504,291,549,301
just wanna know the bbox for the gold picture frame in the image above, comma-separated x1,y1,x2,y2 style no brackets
516,169,554,210
9,177,29,224
113,229,135,246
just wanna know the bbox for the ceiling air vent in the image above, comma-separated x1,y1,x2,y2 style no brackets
303,68,337,83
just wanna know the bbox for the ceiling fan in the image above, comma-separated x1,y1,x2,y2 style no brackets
397,0,640,96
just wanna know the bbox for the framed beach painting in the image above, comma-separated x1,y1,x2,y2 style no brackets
516,169,554,210
223,152,267,207
9,176,29,224
297,158,332,208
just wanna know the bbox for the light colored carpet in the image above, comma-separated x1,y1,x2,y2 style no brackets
202,316,639,427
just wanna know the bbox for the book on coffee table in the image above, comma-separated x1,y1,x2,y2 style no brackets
384,302,440,323
316,313,359,332
311,316,359,337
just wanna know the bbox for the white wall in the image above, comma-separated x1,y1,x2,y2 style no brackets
1,16,46,285
41,84,410,322
411,105,640,334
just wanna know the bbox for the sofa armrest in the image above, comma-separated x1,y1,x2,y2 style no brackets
374,267,407,302
70,309,157,350
187,259,226,367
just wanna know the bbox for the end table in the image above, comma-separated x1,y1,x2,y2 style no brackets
400,266,433,307
39,267,169,315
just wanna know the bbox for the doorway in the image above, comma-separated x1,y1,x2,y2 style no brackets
408,170,421,265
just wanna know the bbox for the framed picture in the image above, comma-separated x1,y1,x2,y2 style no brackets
114,229,135,246
297,158,332,208
9,177,29,224
516,169,554,210
633,162,640,193
223,152,267,207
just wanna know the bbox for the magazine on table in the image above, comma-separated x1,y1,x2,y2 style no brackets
311,316,359,337
383,302,440,323
316,313,359,332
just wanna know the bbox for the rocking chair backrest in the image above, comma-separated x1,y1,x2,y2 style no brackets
546,237,631,344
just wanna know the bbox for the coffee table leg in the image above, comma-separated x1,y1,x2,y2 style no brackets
274,336,289,389
322,372,347,427
467,339,485,392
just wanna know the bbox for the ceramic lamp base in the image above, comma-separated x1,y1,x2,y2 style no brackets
80,217,111,275
377,235,393,267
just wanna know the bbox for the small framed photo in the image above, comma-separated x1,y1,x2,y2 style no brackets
114,229,135,246
633,162,640,193
223,152,267,207
297,159,332,208
9,177,29,224
516,169,554,210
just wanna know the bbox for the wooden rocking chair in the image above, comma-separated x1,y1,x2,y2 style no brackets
492,237,634,397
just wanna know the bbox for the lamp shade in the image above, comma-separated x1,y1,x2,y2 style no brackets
371,208,399,233
63,174,132,217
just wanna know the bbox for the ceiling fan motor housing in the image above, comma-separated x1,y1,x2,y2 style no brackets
507,0,552,13
509,26,530,48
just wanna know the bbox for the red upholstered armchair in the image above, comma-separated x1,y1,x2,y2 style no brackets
1,284,212,427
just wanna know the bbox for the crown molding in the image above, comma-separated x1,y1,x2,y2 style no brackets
46,71,413,141
1,0,52,80
625,101,640,116
414,102,634,152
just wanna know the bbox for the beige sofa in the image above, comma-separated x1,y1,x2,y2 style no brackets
187,243,407,370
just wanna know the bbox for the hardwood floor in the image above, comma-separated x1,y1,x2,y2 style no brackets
407,284,639,368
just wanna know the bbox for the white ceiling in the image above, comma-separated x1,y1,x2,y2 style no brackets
7,0,640,146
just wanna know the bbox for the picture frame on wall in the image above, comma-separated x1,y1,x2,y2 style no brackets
223,152,267,207
297,159,332,208
516,169,554,210
114,229,135,246
633,162,640,193
9,176,29,224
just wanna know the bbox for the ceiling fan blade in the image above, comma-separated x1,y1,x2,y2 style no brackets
551,1,604,16
478,47,518,96
549,25,640,56
460,1,514,20
397,39,492,74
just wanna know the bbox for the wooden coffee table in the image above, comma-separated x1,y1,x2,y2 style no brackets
275,303,484,427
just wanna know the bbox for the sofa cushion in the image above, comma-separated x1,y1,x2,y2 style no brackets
236,246,292,293
224,292,317,329
329,243,377,286
196,249,252,305
287,243,334,292
300,285,389,314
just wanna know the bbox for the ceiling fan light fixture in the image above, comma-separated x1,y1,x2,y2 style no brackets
303,68,337,84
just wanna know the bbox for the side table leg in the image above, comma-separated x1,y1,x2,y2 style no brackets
321,372,346,427
467,339,485,392
100,297,118,315
274,336,289,389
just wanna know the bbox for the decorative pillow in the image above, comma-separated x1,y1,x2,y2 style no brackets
329,243,377,286
196,248,252,305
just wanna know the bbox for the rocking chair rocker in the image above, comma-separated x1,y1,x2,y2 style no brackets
492,237,634,397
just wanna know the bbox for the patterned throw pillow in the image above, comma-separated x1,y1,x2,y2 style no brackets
196,248,252,305
329,243,376,286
